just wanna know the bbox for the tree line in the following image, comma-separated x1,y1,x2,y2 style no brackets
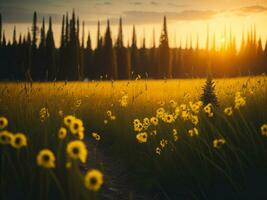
0,11,267,81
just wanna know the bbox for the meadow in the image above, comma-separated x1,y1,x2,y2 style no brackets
1,76,267,200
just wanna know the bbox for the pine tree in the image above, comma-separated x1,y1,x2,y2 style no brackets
130,25,138,77
31,11,39,80
158,16,171,78
32,11,38,48
103,20,117,79
0,13,2,45
68,10,79,80
39,17,46,80
85,31,93,79
200,74,219,107
46,17,56,80
58,15,66,80
116,17,130,79
13,26,17,45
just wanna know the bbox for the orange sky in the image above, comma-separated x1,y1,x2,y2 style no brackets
1,0,267,49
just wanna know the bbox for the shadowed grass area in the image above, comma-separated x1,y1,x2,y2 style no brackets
0,76,267,199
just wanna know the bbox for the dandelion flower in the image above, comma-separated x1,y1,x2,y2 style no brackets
92,132,101,141
84,169,104,191
261,124,267,136
0,117,8,129
37,149,56,168
213,139,226,149
58,127,67,139
66,140,88,163
224,107,233,116
0,131,13,145
136,132,148,143
11,133,27,149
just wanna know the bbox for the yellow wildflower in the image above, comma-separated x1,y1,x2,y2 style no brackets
191,115,199,125
160,139,168,148
150,117,158,126
84,169,104,191
11,133,27,149
64,115,75,127
164,114,175,123
106,110,112,117
224,107,233,116
69,118,84,135
213,139,226,149
188,128,199,137
37,149,56,168
261,124,267,136
169,100,177,108
0,131,13,145
134,122,143,132
156,147,161,155
173,129,179,141
66,140,88,163
58,127,67,139
136,132,148,143
0,117,8,129
92,132,101,141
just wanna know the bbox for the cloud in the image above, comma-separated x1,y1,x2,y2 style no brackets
130,2,142,5
119,10,218,24
150,1,158,6
0,7,62,23
167,3,187,8
233,5,267,15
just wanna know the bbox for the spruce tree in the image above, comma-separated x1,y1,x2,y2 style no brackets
13,26,17,45
31,11,39,80
131,25,138,77
58,15,66,80
158,16,171,78
39,17,46,80
103,20,117,79
0,13,2,45
116,17,130,79
32,11,38,48
85,32,93,79
200,73,219,107
46,17,56,80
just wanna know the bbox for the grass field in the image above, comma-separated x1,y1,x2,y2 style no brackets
1,76,267,200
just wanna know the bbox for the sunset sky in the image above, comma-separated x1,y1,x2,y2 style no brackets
1,0,267,49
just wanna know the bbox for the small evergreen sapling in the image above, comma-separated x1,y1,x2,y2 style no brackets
200,75,219,107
